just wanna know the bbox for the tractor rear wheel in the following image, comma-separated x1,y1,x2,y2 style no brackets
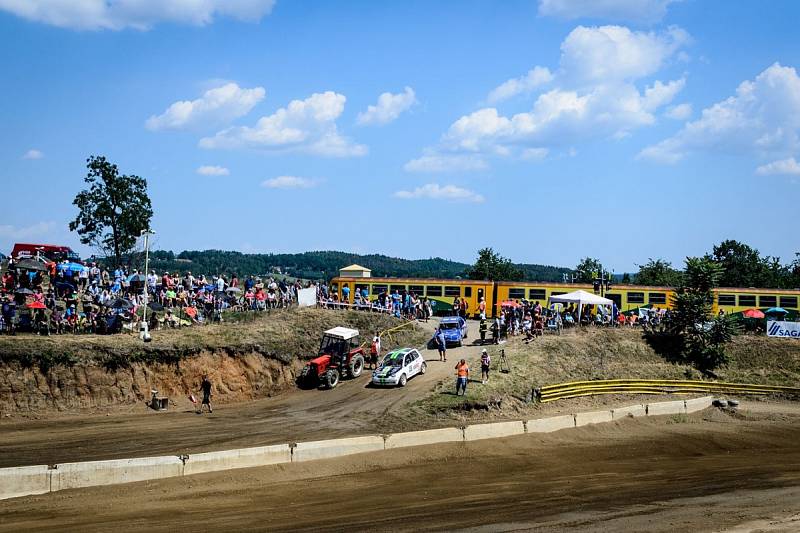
349,355,365,378
324,369,340,389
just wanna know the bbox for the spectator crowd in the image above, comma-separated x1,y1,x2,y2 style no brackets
1,256,313,335
317,285,434,321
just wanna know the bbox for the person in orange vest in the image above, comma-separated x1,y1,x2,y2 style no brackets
455,358,470,396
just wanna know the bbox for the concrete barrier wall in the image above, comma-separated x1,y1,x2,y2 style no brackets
575,410,614,427
50,456,184,491
526,414,575,433
184,444,291,476
646,400,687,417
385,427,464,449
685,396,714,413
0,465,51,500
612,404,647,419
464,421,525,442
292,435,385,462
2,397,722,501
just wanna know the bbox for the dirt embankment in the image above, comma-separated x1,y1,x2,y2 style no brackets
0,308,425,415
0,351,297,413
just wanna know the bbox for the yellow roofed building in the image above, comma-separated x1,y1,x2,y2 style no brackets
339,264,372,278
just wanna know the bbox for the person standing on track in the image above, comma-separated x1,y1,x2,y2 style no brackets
198,375,213,414
455,358,469,396
435,326,447,362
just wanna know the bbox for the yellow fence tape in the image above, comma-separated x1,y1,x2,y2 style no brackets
537,379,800,403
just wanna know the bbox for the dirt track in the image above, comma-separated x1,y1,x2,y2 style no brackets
2,407,800,532
0,319,482,467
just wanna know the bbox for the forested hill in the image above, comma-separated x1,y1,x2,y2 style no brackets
145,250,569,282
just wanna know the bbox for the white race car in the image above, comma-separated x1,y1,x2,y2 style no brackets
371,348,427,387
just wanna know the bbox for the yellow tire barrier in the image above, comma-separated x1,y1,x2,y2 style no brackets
536,379,800,403
360,319,418,350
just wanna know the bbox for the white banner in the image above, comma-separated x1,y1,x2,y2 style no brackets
297,287,317,308
767,320,800,338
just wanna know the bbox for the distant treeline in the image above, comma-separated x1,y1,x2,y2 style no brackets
100,240,799,290
143,250,569,282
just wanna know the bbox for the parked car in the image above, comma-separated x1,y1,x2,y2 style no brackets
439,315,468,347
371,348,426,387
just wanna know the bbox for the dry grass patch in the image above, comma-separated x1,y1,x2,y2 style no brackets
0,308,426,371
414,327,800,422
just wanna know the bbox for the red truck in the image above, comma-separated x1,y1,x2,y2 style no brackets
10,243,80,262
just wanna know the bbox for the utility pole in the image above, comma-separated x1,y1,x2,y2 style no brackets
592,264,613,297
140,229,155,342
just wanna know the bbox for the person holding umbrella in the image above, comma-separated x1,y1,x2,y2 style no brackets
28,301,48,335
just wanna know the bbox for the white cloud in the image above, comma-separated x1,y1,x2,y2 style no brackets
521,148,549,161
0,221,56,239
196,165,229,176
356,87,416,126
22,149,44,160
146,83,264,131
409,25,688,168
642,78,685,110
393,183,485,203
488,66,554,103
0,0,275,31
261,176,318,189
559,25,689,85
640,63,800,163
403,153,488,173
538,0,681,24
200,91,367,157
755,157,800,176
665,102,692,120
443,81,684,153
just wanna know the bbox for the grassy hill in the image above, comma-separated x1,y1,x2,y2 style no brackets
413,328,800,423
144,249,570,282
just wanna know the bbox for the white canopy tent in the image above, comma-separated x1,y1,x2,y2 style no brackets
548,290,614,323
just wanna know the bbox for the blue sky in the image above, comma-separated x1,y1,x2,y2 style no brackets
1,0,799,273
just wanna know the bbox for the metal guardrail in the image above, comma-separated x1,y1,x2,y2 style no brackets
535,379,800,403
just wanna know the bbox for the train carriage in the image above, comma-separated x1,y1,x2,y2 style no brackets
331,265,800,320
331,275,494,318
493,281,676,315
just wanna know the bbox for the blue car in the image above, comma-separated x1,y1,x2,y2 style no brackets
439,316,468,347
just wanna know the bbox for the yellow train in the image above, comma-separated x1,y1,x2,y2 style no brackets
331,273,800,319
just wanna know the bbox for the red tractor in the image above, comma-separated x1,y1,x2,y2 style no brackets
298,327,366,389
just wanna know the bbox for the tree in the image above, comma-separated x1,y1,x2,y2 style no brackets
621,272,632,284
709,239,768,288
789,253,800,288
575,257,602,283
635,258,683,286
644,257,739,375
467,248,523,281
69,156,153,267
